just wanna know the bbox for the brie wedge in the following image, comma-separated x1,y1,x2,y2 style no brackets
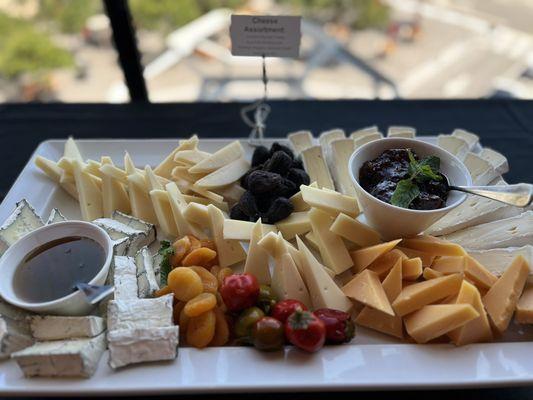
288,130,314,154
387,126,416,138
46,208,66,225
136,246,160,298
113,256,139,301
437,135,469,161
329,138,357,196
301,146,335,190
0,199,43,250
29,316,105,340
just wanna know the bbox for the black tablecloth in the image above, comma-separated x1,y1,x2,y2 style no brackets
0,100,532,399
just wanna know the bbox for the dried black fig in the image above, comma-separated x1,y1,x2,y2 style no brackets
264,151,293,176
252,146,270,167
262,197,294,224
230,204,250,221
238,191,258,218
286,168,310,187
270,142,294,159
248,170,283,195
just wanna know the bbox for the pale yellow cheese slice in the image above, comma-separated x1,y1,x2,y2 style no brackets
275,212,311,240
404,304,479,344
342,270,394,315
171,166,207,183
272,253,311,309
195,158,250,189
34,156,78,199
149,189,178,237
208,205,246,267
154,135,198,178
464,255,497,290
289,182,317,212
64,137,84,162
423,268,444,280
288,130,313,155
189,140,244,174
99,158,130,217
72,160,103,221
431,256,465,274
516,283,533,324
174,149,210,165
402,257,423,281
190,184,224,203
308,208,353,274
85,160,104,178
304,231,319,251
182,195,229,213
401,235,467,257
257,231,279,259
367,249,406,278
223,219,277,241
329,138,357,196
350,239,402,273
166,183,206,239
330,213,381,247
392,274,463,316
300,146,335,190
99,163,128,185
300,185,359,218
211,183,246,205
126,173,158,225
482,255,529,332
244,220,271,285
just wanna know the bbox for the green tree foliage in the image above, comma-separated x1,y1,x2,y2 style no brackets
38,0,101,33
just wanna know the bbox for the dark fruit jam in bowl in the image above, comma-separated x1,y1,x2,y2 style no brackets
359,148,449,210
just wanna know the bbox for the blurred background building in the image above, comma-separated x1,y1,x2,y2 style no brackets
0,0,532,103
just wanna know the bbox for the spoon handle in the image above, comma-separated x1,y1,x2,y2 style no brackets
451,183,533,207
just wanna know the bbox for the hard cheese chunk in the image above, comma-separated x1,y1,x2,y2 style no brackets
12,334,106,378
482,255,529,332
402,257,423,280
423,268,444,280
342,270,394,315
29,316,105,340
224,219,277,241
244,220,271,285
275,212,311,240
154,135,198,178
392,274,463,316
208,205,246,267
301,185,359,218
189,140,244,173
351,239,402,273
516,284,533,324
367,249,406,278
401,235,466,257
149,189,179,237
404,304,479,344
166,183,206,239
72,160,103,221
330,213,381,247
468,246,533,277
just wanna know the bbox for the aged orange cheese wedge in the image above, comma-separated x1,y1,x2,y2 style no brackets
392,274,463,316
516,283,533,324
464,255,497,290
423,268,444,280
402,257,423,281
367,249,406,278
397,247,435,267
482,255,529,332
448,280,492,345
431,256,465,274
350,239,402,273
330,213,381,247
342,270,394,315
401,235,467,257
382,258,403,301
404,304,479,344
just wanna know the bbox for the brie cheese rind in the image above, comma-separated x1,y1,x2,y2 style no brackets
350,125,381,139
387,126,416,138
479,147,509,175
29,316,105,340
107,295,173,331
437,135,469,161
452,129,479,150
353,132,383,149
0,199,44,253
0,301,34,359
92,217,150,257
468,246,533,277
288,130,314,155
12,334,106,378
329,138,357,196
107,326,179,369
443,211,533,250
301,146,335,190
46,208,66,225
112,210,156,244
136,246,159,298
463,152,499,185
113,256,139,301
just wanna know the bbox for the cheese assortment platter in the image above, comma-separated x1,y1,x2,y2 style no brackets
0,125,531,395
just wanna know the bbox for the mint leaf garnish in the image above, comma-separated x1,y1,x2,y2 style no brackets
158,240,174,286
391,179,420,208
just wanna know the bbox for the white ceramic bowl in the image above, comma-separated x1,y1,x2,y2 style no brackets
0,221,113,316
349,138,472,240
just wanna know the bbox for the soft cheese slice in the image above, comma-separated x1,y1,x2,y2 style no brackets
108,295,173,331
244,220,271,285
113,256,138,301
443,211,533,250
331,213,381,247
402,257,423,280
99,159,130,217
463,152,498,185
149,189,179,237
479,147,509,174
452,129,479,150
350,125,381,139
154,135,198,178
189,140,244,173
387,126,416,138
0,199,43,248
342,270,394,315
208,205,246,267
516,283,533,324
301,185,359,217
12,333,106,378
350,239,402,273
308,207,353,274
195,158,250,189
353,132,383,149
72,160,103,221
0,315,33,359
437,134,469,160
288,130,314,154
46,208,66,225
275,212,310,240
329,138,357,196
448,281,492,345
404,304,479,344
367,249,406,278
301,145,335,190
468,246,533,277
166,182,207,239
296,236,352,312
136,246,160,298
29,316,105,340
392,273,463,316
482,255,529,332
272,252,311,309
401,235,466,256
224,219,277,241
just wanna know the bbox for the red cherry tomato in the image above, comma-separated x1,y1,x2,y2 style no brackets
314,308,355,344
220,273,260,312
271,299,307,323
285,310,326,353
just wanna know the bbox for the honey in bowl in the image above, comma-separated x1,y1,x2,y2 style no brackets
13,236,105,303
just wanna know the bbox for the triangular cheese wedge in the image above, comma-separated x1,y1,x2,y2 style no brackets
144,165,164,191
397,246,435,267
99,157,130,217
257,232,280,259
244,220,271,285
34,156,78,199
189,140,244,174
149,189,178,237
208,205,246,267
195,158,250,189
124,152,137,175
126,173,157,225
516,284,533,324
272,252,311,309
85,160,104,178
402,257,423,281
154,135,198,178
64,137,84,163
367,249,406,278
296,236,352,312
382,258,402,302
400,235,466,257
431,256,465,274
330,213,381,247
350,239,402,273
72,160,103,221
342,270,394,315
166,182,206,239
464,255,497,291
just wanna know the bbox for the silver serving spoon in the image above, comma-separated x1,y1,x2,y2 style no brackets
75,283,114,305
449,182,532,207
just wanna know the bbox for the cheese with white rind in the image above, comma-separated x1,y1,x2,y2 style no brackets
463,152,498,185
113,256,139,301
112,210,155,244
12,334,106,378
300,185,359,217
223,219,277,241
271,251,311,308
0,199,43,250
208,205,246,267
330,213,381,247
149,189,179,237
350,239,402,273
443,211,533,250
301,146,335,190
244,220,271,284
167,183,207,239
387,126,416,138
105,237,131,286
452,129,479,150
45,208,66,225
437,134,469,161
107,326,179,369
308,208,353,274
154,135,198,178
29,316,105,340
468,246,533,277
92,218,150,256
288,130,314,154
275,212,310,240
189,140,244,173
296,236,352,312
136,246,160,298
195,158,250,189
342,270,394,315
479,147,509,174
353,132,383,149
108,295,173,331
319,128,345,169
329,138,357,196
0,308,33,359
350,126,381,139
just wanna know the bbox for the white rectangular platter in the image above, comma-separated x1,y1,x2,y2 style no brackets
0,138,531,395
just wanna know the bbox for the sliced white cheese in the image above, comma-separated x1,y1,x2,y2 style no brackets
195,158,250,189
211,183,246,206
136,246,160,298
85,160,104,179
174,149,210,165
183,202,209,226
301,145,335,190
153,135,198,178
126,172,158,225
437,134,469,161
35,156,79,198
46,208,66,225
452,129,479,150
329,138,357,196
244,220,271,285
353,132,383,149
149,189,179,237
0,199,43,248
319,128,345,167
166,182,207,239
72,160,104,221
223,219,276,241
190,184,225,203
107,294,173,331
463,152,498,185
29,316,105,340
275,212,311,240
171,165,207,183
107,326,179,369
208,205,246,267
288,130,314,154
468,246,533,277
99,160,130,217
300,185,359,217
113,256,139,301
443,211,533,250
12,333,106,378
479,147,509,175
295,236,353,312
350,126,381,139
387,126,416,138
189,140,244,173
64,137,84,163
272,252,311,309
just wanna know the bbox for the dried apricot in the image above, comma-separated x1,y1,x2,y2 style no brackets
210,307,230,346
170,236,191,267
184,293,217,317
179,307,190,343
187,235,202,252
188,266,218,294
200,239,216,251
217,267,233,287
167,267,203,301
154,285,172,297
182,247,217,267
173,301,185,324
187,309,216,348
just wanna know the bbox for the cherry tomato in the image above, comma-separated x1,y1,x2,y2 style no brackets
257,285,277,314
252,317,285,351
220,273,260,312
285,310,326,353
271,299,307,323
314,308,355,344
234,307,265,338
